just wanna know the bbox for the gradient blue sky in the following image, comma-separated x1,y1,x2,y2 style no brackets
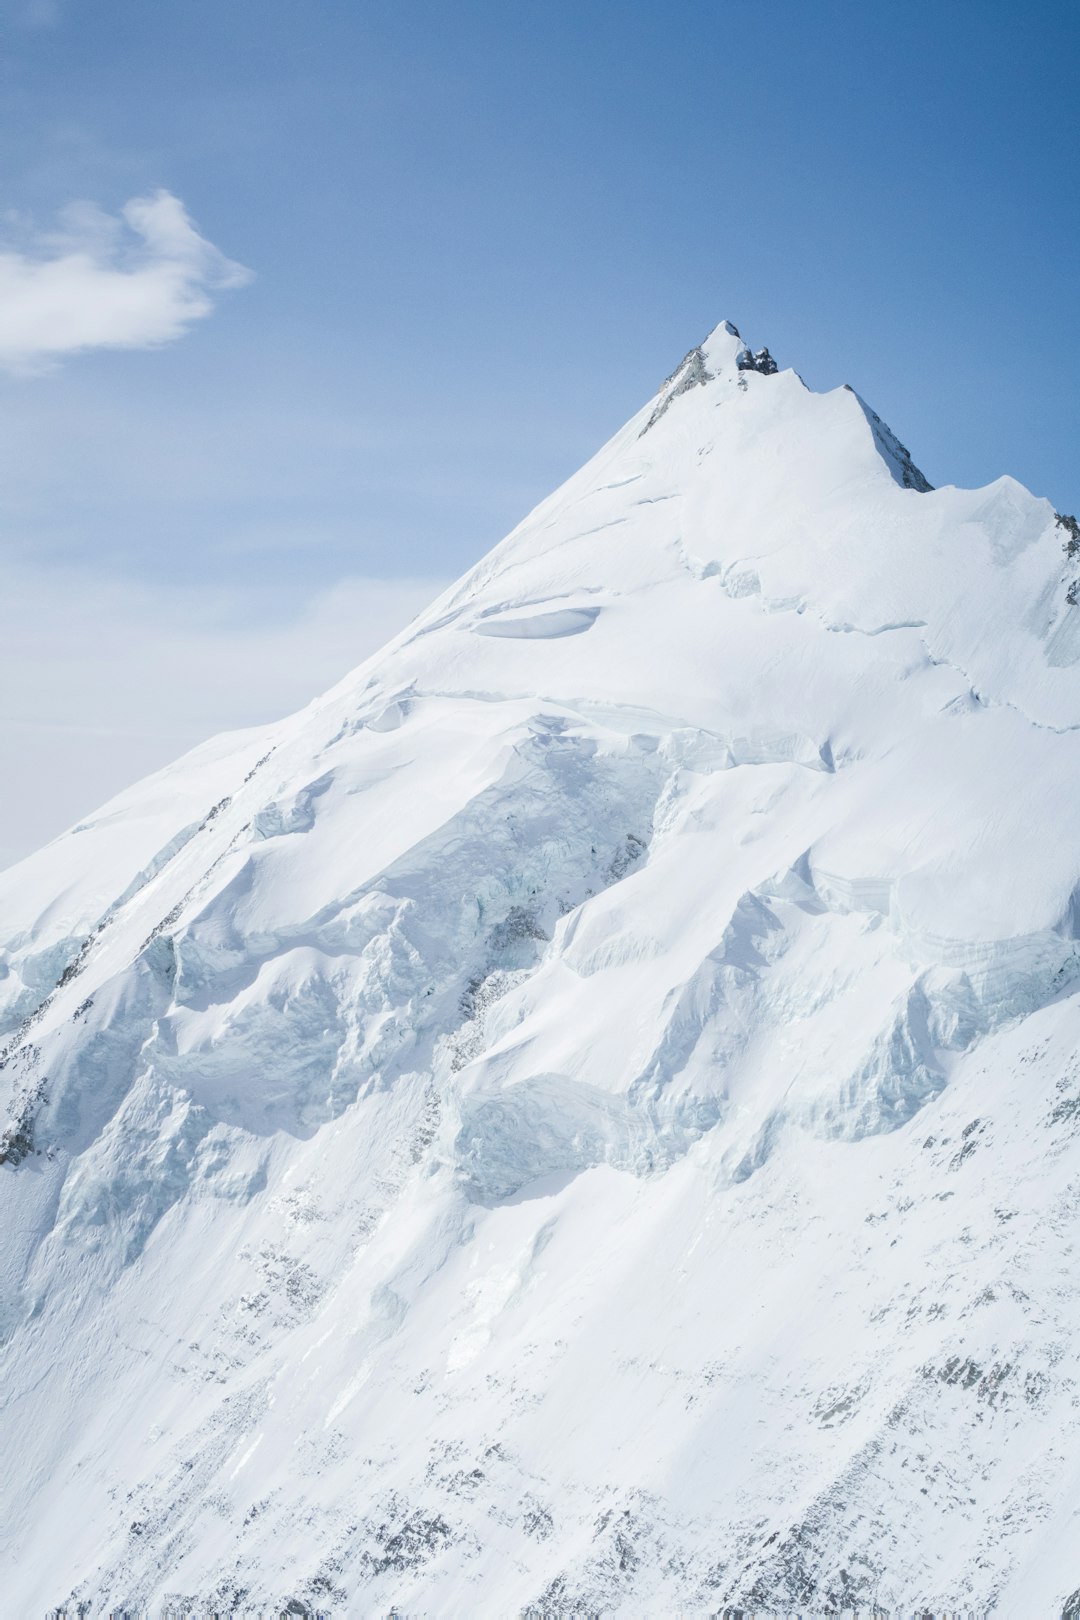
3,0,1078,859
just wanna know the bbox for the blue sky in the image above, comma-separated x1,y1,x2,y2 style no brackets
2,0,1078,860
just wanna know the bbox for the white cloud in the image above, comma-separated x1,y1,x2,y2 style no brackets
0,562,449,867
0,190,252,373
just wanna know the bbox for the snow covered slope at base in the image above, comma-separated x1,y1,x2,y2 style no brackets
3,321,1080,1613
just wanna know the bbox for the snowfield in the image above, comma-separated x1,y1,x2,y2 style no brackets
3,320,1080,1614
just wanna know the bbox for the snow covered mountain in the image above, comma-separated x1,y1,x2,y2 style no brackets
4,319,1080,1615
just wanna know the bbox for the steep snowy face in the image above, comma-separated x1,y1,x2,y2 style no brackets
3,323,1080,1615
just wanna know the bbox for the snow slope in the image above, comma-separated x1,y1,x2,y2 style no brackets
3,320,1080,1614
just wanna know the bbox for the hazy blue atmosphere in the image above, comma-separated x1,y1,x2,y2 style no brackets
3,0,1078,862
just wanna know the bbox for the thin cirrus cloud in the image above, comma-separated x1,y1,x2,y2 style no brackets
0,189,251,373
0,560,449,866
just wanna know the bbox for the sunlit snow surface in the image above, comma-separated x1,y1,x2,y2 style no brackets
3,322,1080,1613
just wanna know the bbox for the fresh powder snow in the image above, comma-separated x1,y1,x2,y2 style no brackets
3,319,1080,1614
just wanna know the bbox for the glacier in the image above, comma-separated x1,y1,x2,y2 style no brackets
3,319,1080,1613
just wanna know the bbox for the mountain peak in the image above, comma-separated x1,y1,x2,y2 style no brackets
699,318,779,377
641,318,778,434
699,315,746,365
2,321,1080,1614
645,320,931,498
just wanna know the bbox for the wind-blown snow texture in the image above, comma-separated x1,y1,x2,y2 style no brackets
4,320,1080,1615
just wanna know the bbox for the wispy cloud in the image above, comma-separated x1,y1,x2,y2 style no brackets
0,190,252,373
0,560,448,868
